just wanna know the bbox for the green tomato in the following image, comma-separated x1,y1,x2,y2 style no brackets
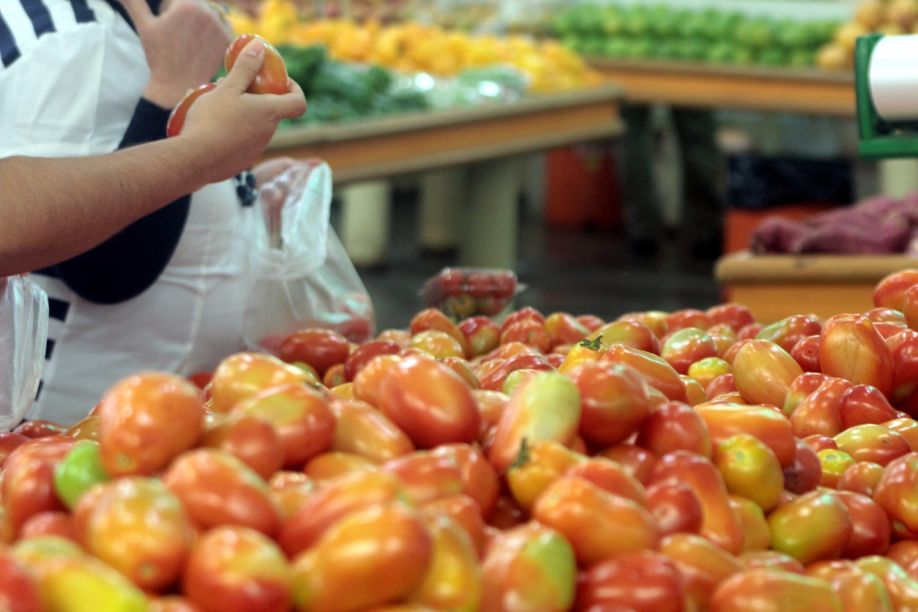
54,440,110,509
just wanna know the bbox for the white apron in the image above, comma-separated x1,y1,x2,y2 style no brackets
31,182,256,425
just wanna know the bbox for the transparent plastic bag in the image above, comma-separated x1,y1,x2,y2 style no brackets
242,160,375,356
0,275,48,431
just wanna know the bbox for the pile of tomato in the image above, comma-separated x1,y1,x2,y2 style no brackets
9,270,918,611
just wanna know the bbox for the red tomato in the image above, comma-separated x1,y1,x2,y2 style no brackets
303,452,374,483
600,443,657,485
666,309,712,333
409,308,470,356
637,400,713,459
477,353,554,392
806,560,894,612
695,401,796,468
0,433,28,467
732,339,803,408
13,420,67,439
791,377,849,438
353,354,402,407
588,319,660,354
459,316,501,358
430,444,499,519
209,352,310,413
887,541,918,576
738,322,764,340
533,476,659,566
569,361,652,448
19,512,77,543
235,383,335,469
291,504,432,611
836,490,891,559
500,307,546,334
278,328,349,375
661,327,718,374
0,547,42,612
706,373,737,398
769,490,852,565
344,340,402,381
1,438,74,538
576,550,688,612
601,344,686,401
874,452,918,534
224,33,289,95
906,284,918,330
378,355,480,448
838,461,885,497
97,372,204,476
646,481,703,537
782,439,822,495
420,494,487,557
820,314,894,397
75,477,194,591
707,303,755,332
741,550,805,574
756,314,823,353
166,83,216,137
839,384,899,429
651,451,744,555
543,312,589,348
267,471,314,519
329,399,414,463
278,470,406,558
710,568,841,612
163,449,280,536
577,314,605,332
659,533,741,610
874,268,918,311
791,335,822,372
149,597,203,612
856,555,918,609
567,458,647,506
184,526,292,612
835,424,910,466
500,319,551,354
201,412,284,480
382,451,464,504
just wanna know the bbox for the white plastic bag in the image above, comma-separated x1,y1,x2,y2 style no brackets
0,275,48,431
242,160,375,356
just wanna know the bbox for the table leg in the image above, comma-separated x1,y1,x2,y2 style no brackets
419,168,466,252
340,180,391,266
460,158,522,269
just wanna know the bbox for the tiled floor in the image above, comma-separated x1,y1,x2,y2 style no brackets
335,190,723,331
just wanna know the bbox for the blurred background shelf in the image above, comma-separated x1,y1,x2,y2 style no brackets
265,84,625,184
716,251,914,321
589,58,855,116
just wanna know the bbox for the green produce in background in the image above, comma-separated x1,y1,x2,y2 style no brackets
550,3,840,70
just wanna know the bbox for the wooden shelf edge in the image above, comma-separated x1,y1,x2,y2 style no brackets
716,251,918,284
587,57,853,84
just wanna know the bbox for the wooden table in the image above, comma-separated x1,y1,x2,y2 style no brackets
716,251,914,322
265,85,624,268
588,58,855,116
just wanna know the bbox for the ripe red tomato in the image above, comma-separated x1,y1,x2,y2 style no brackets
790,335,821,372
659,533,741,610
382,451,464,505
569,361,652,448
500,319,552,354
0,433,28,467
874,268,918,311
97,372,204,476
278,328,349,375
291,504,432,611
201,412,284,480
782,438,822,495
710,568,841,612
637,400,712,459
430,444,499,518
836,490,891,559
19,511,78,543
166,83,216,137
666,309,712,333
646,481,703,537
353,354,402,407
329,398,413,464
377,355,480,448
75,477,194,591
2,438,74,539
0,547,42,612
184,526,292,612
820,314,894,397
420,494,488,556
600,443,658,484
576,550,688,612
344,340,402,381
163,449,281,536
224,33,289,95
235,383,335,469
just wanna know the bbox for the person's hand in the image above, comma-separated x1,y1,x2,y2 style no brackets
120,0,233,108
177,39,307,185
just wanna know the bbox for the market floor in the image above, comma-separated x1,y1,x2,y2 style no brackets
333,192,723,331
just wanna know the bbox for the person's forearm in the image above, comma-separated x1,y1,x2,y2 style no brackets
0,136,213,276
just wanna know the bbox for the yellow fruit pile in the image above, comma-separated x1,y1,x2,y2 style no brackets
817,0,918,70
228,0,601,92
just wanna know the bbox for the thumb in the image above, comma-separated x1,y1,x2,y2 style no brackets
221,40,265,94
117,0,154,29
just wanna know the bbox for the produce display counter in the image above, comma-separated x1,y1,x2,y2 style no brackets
588,58,855,116
264,84,624,268
716,251,915,322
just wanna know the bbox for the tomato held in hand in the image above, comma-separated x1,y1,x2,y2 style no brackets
224,33,289,95
166,83,216,138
